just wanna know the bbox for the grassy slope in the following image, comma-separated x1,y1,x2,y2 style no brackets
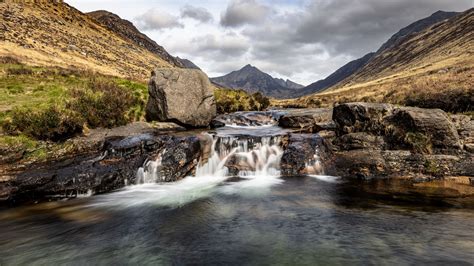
0,2,174,81
0,62,147,163
274,9,473,113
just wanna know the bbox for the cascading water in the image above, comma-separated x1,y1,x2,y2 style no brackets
197,134,283,177
136,133,284,184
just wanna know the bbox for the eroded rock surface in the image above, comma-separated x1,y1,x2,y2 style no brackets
145,68,216,127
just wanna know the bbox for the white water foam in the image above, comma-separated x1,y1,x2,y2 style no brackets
95,133,286,208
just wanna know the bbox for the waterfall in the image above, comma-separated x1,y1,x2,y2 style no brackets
136,134,284,184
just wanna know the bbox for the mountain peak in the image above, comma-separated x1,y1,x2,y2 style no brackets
211,65,303,98
242,64,257,70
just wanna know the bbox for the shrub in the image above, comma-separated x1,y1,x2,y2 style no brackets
6,67,34,75
0,56,20,64
2,105,84,141
67,78,136,128
214,88,270,114
403,87,473,113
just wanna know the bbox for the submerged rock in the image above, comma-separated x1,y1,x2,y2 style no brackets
145,68,216,127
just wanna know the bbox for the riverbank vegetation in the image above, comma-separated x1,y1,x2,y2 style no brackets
273,64,473,115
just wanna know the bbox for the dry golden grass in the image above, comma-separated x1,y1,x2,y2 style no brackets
273,61,473,113
0,2,174,82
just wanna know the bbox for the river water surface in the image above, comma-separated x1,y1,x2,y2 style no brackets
1,120,473,265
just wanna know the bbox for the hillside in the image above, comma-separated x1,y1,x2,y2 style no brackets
0,2,178,81
211,64,303,98
293,10,460,97
87,10,183,68
275,9,473,113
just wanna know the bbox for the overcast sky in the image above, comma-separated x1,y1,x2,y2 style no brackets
66,0,472,85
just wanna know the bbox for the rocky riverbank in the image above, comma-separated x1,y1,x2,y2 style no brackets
1,103,473,205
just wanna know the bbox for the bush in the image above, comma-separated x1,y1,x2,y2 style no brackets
2,105,84,141
67,78,136,128
215,88,270,114
6,67,33,75
403,87,473,113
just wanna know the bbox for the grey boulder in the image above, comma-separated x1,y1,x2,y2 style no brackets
145,68,216,127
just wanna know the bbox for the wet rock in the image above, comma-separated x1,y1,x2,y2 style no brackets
326,150,387,179
158,136,201,181
1,126,200,204
278,108,333,132
332,102,393,135
145,68,216,127
211,111,279,128
334,132,385,150
280,134,330,176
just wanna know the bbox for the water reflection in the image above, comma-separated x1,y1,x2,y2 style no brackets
0,177,473,265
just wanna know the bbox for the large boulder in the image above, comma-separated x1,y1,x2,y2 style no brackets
145,68,216,127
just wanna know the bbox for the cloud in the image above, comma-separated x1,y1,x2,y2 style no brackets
220,0,271,27
135,8,183,30
192,33,250,58
180,5,213,23
292,0,473,55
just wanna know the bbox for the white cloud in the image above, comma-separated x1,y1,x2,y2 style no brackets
135,8,183,30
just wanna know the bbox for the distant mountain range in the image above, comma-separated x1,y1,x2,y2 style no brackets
211,64,304,98
212,10,462,99
296,10,461,97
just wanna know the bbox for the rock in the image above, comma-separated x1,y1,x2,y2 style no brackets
387,107,461,150
333,103,461,152
1,126,200,204
334,132,385,150
279,108,333,132
280,134,331,176
465,144,474,153
145,68,216,127
158,136,201,181
326,150,388,179
211,111,278,128
332,102,393,135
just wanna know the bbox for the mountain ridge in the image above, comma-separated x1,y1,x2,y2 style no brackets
294,10,461,97
211,64,304,98
0,2,178,81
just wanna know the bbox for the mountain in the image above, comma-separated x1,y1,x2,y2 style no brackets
175,57,201,70
295,52,375,97
274,78,304,89
211,64,304,98
0,2,179,81
87,10,183,68
336,9,472,88
282,8,473,113
295,10,460,97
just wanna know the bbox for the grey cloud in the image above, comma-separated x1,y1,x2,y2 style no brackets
233,0,472,82
181,5,213,23
135,8,183,30
293,0,473,55
220,0,271,27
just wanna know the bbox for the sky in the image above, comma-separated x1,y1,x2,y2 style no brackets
66,0,472,85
